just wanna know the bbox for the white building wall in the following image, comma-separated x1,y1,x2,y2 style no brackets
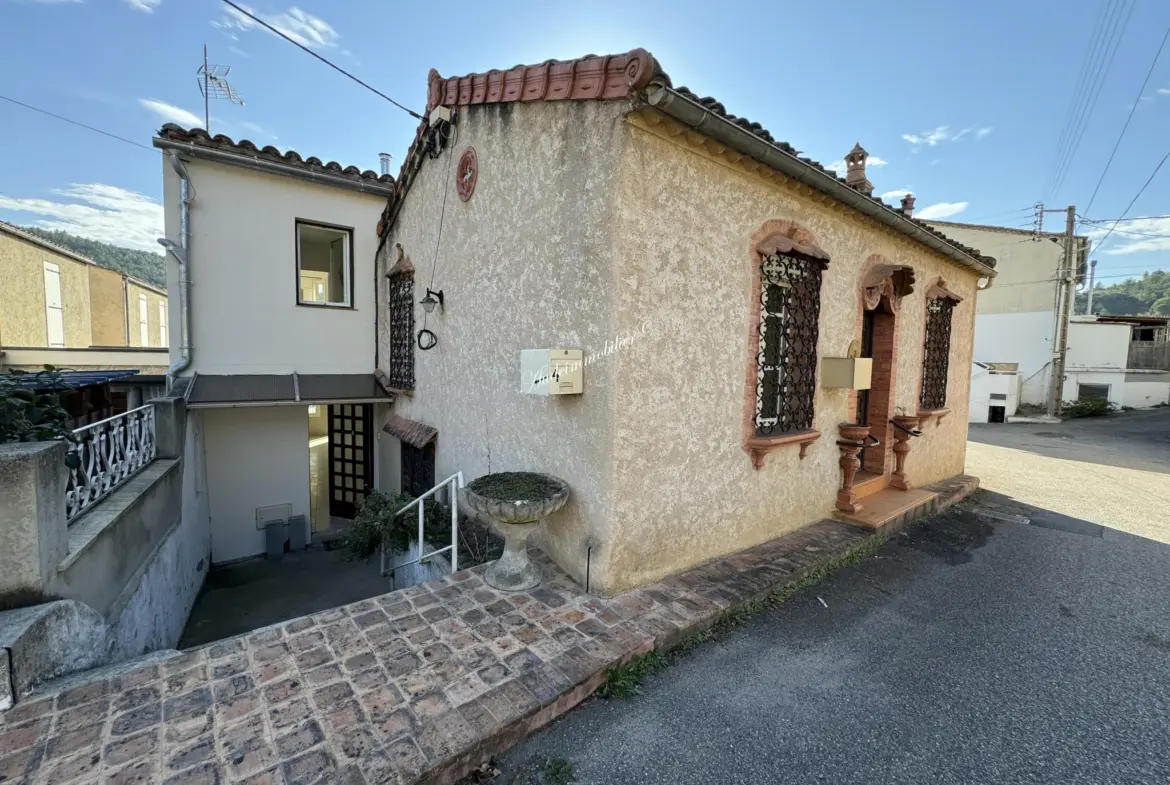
1123,378,1170,408
202,406,311,563
161,159,386,375
973,310,1054,405
968,365,1018,423
1067,320,1130,369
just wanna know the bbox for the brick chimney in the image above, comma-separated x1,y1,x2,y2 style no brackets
844,143,873,196
900,193,916,218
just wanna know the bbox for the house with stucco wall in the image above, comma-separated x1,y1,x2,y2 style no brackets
372,48,997,596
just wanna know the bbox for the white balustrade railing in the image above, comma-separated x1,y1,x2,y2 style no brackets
66,405,157,523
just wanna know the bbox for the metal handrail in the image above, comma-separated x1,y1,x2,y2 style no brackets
379,471,464,577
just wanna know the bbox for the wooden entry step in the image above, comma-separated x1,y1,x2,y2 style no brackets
853,471,889,499
834,487,939,531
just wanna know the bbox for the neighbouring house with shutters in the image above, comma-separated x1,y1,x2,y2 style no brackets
372,48,997,595
152,126,397,564
0,220,170,367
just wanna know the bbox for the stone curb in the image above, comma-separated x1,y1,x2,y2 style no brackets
423,474,980,785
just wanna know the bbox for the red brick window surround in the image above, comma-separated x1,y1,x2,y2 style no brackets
919,278,964,417
742,220,829,470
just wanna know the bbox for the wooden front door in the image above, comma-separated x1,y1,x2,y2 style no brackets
328,404,372,519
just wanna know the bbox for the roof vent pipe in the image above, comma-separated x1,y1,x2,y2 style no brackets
379,153,393,176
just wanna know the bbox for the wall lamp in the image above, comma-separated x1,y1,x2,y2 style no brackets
420,288,444,314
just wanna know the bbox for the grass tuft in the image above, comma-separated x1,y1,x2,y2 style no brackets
596,650,668,699
542,757,575,785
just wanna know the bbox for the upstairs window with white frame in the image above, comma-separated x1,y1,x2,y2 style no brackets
159,302,168,347
296,221,353,307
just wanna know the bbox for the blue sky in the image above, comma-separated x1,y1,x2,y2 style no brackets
1,0,1169,285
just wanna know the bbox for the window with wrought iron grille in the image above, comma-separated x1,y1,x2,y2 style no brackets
387,271,415,389
755,252,822,436
920,297,955,410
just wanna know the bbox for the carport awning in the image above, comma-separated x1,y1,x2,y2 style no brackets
186,373,393,408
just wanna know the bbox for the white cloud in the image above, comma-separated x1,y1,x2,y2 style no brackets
228,45,251,59
880,188,913,201
0,184,164,253
903,126,951,147
125,0,160,11
1158,88,1170,96
826,155,887,175
139,98,202,128
212,4,340,49
1083,216,1170,255
915,201,969,220
903,125,991,149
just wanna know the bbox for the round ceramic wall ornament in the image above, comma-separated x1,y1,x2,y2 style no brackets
456,147,478,202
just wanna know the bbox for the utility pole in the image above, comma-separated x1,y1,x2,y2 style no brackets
1047,205,1077,418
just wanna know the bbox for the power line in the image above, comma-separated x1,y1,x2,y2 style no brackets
1042,0,1127,200
1081,21,1170,218
1041,0,1113,198
1050,0,1135,200
963,206,1036,223
0,93,154,152
1081,213,1170,222
1091,148,1170,251
220,0,422,120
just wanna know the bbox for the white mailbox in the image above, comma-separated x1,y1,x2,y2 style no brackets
521,349,584,395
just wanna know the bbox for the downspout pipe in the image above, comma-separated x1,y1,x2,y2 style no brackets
164,150,193,384
644,87,998,280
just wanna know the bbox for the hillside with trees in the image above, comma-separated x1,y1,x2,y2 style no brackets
18,227,166,289
1076,269,1170,315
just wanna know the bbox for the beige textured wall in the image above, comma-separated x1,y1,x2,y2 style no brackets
127,281,168,348
88,266,127,346
377,101,629,588
376,102,980,596
601,118,979,592
0,231,92,348
926,222,1060,315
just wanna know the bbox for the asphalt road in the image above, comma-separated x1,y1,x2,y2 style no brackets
494,495,1170,785
966,408,1170,544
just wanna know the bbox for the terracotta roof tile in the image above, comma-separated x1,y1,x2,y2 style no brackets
376,49,994,269
156,124,394,186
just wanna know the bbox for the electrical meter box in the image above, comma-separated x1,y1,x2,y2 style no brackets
521,349,583,395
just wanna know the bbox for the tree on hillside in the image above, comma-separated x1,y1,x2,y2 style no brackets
17,227,166,289
1075,269,1169,315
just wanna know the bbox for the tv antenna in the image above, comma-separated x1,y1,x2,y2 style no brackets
196,44,244,133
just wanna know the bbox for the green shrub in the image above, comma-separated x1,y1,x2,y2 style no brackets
1062,397,1117,418
1,366,77,448
342,488,503,569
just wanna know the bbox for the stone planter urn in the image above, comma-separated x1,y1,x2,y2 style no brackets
460,472,570,591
